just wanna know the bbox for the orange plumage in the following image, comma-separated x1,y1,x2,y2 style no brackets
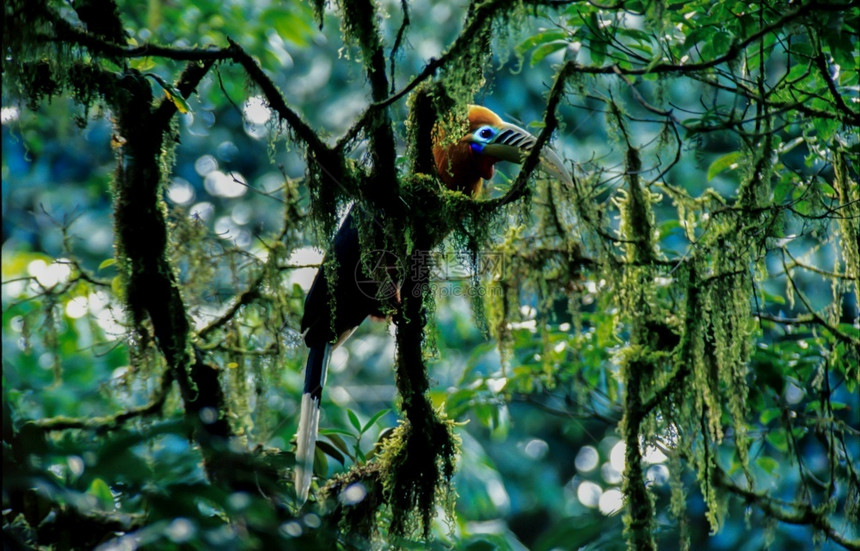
432,105,504,196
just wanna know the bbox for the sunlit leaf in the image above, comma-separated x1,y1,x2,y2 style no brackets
87,478,115,509
530,41,568,66
756,456,779,474
707,151,742,181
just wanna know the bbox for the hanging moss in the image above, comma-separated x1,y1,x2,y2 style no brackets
616,142,660,550
309,0,326,29
321,463,387,542
378,415,459,538
620,352,657,551
706,265,754,483
321,413,459,542
668,450,691,551
832,149,860,303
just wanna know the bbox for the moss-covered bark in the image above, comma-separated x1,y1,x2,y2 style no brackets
108,62,235,466
618,143,657,551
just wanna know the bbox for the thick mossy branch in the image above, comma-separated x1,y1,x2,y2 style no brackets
620,144,655,265
322,464,386,542
317,250,460,541
28,371,174,433
380,416,459,539
617,143,657,551
408,83,453,177
338,0,399,208
713,466,860,550
621,355,657,551
321,415,459,542
10,47,235,454
317,86,468,541
382,218,460,539
109,63,235,463
298,3,533,534
832,148,860,303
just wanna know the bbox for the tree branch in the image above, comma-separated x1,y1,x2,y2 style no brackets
29,371,174,432
478,59,573,212
224,38,333,162
715,467,860,550
782,254,860,346
110,61,234,456
337,0,530,151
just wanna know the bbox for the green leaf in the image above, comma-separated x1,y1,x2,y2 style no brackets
711,31,733,55
756,456,779,474
707,151,743,181
262,7,314,46
361,408,390,433
87,478,114,509
766,430,788,452
759,408,781,425
533,515,604,550
517,29,568,55
130,58,156,72
146,73,191,114
684,27,715,50
313,445,328,477
324,432,352,458
590,39,607,66
792,42,813,57
319,427,353,437
617,28,652,43
111,275,125,300
657,219,681,238
531,41,568,66
760,289,786,305
773,180,794,203
346,409,362,433
812,117,838,142
316,439,345,464
445,388,474,417
98,258,116,271
804,400,821,414
162,86,191,114
785,62,811,82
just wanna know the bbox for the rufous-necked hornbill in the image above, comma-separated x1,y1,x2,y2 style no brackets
294,105,570,503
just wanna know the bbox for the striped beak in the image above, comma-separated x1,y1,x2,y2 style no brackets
481,122,572,187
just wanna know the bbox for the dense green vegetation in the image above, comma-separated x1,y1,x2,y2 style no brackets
3,0,858,549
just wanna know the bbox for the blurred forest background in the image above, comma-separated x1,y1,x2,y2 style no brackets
2,0,858,550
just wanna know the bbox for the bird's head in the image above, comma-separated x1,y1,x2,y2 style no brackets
433,105,571,195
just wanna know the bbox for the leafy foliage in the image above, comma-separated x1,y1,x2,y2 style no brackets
3,0,858,550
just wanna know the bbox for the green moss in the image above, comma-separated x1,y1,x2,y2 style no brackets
833,149,860,303
380,413,459,538
322,463,387,541
668,451,691,551
321,411,459,542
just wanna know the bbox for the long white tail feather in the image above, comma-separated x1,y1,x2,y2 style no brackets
295,343,332,504
295,392,320,503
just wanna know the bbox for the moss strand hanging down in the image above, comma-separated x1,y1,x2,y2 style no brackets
109,61,235,464
617,141,658,551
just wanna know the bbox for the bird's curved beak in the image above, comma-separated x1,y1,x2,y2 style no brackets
482,122,572,186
